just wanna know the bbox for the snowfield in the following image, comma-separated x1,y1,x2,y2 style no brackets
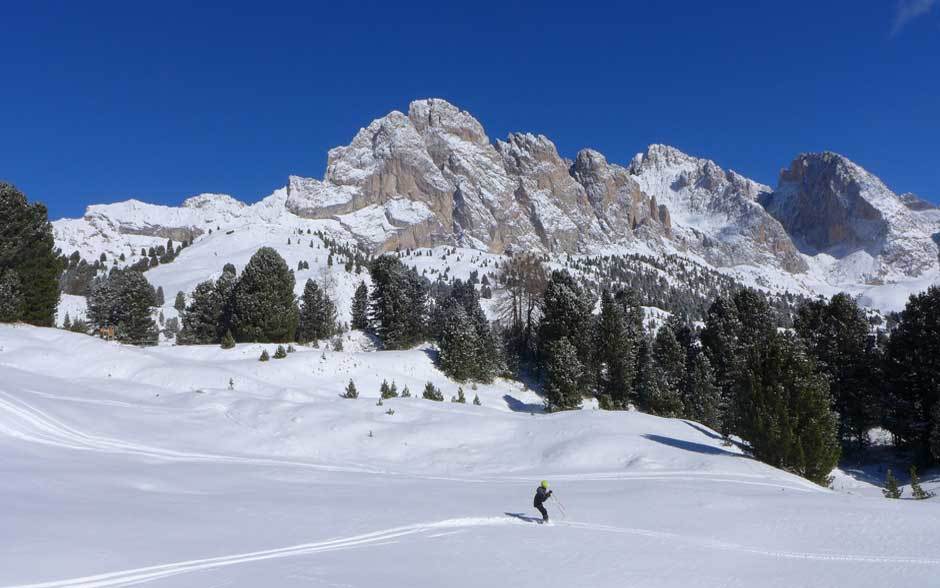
2,325,939,587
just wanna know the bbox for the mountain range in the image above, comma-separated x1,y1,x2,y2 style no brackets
52,98,940,313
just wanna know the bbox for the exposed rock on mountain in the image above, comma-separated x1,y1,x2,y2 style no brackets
900,192,936,212
762,152,939,280
284,99,800,270
50,98,940,310
627,145,807,273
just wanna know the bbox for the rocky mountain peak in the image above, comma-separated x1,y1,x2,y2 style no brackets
182,193,244,211
899,192,935,211
408,98,490,146
764,151,938,280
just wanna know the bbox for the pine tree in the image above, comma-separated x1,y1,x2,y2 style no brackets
401,385,412,398
683,352,722,431
422,381,444,401
351,282,369,329
343,379,359,399
452,387,466,403
634,336,661,413
155,286,165,306
259,349,270,362
473,394,481,406
910,465,933,499
594,289,636,408
62,312,72,330
735,333,840,485
0,183,61,326
274,344,287,359
87,269,158,345
369,256,428,349
232,247,298,343
883,469,902,499
296,279,337,343
220,329,235,349
651,325,685,417
380,379,394,399
178,280,224,344
884,286,940,461
539,271,595,390
795,293,880,448
0,269,22,323
543,337,583,411
174,291,186,312
438,303,480,382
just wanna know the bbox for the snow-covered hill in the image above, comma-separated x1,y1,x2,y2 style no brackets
1,324,938,587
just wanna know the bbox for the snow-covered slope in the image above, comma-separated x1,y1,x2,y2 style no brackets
1,324,939,587
763,152,940,283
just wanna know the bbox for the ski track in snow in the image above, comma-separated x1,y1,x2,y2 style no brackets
0,389,821,493
0,391,381,475
6,517,940,588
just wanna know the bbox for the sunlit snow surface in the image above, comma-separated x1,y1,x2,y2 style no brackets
1,324,939,587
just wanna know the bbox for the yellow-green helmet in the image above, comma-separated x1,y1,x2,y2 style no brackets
540,480,549,489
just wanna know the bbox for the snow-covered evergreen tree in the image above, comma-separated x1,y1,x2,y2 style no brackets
259,349,270,362
274,345,287,359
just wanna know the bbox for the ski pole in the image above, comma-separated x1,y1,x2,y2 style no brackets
552,494,568,520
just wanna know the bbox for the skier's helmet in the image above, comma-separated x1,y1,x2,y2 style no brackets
540,480,549,489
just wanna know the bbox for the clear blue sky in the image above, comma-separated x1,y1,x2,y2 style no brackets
2,0,938,219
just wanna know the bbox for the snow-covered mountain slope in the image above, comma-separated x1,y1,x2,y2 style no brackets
50,99,940,313
763,152,940,284
2,324,939,587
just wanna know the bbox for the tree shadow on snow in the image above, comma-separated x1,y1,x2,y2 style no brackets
642,434,742,458
504,512,543,523
680,421,747,451
503,394,545,414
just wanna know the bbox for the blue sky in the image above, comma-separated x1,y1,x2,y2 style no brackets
2,0,938,219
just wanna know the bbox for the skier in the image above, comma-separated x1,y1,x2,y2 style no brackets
533,480,552,523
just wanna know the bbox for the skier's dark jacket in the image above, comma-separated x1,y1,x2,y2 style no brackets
533,486,552,508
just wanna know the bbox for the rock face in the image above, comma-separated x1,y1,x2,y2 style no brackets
762,152,940,279
627,145,807,272
285,98,806,272
900,192,936,212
